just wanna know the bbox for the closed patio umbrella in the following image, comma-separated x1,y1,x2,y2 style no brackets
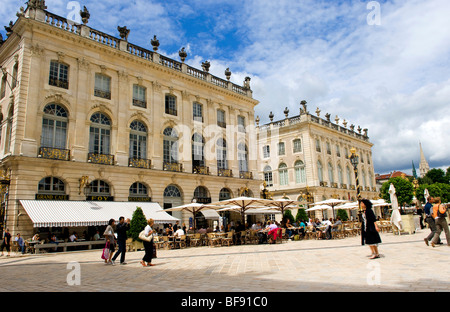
389,183,403,231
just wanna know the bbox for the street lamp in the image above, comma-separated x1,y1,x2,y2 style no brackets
349,148,361,212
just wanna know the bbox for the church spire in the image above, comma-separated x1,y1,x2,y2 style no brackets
419,142,430,178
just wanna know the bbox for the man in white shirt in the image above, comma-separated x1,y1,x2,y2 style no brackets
173,227,185,238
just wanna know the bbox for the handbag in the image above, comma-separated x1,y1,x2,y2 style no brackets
139,230,152,242
101,241,110,260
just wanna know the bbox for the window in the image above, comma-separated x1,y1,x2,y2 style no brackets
237,115,246,133
129,182,148,197
49,61,69,89
278,142,285,156
328,162,334,184
132,85,147,108
219,188,232,201
315,139,321,152
238,143,249,172
338,165,343,185
217,109,226,128
216,138,228,169
317,161,323,182
11,62,18,89
165,94,177,115
192,133,205,168
38,177,65,194
336,145,341,157
89,180,110,196
294,160,306,184
194,186,210,203
326,142,331,155
1,75,7,99
193,102,203,122
293,139,302,153
94,73,111,99
129,120,147,159
279,163,288,186
163,127,178,164
164,185,181,198
89,112,111,155
263,166,273,187
41,104,68,149
345,147,349,159
263,145,270,158
346,166,352,185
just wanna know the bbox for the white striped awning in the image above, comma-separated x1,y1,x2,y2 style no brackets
199,209,221,220
19,200,180,228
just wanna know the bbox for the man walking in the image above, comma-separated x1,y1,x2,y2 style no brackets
430,197,450,248
111,216,130,265
424,197,440,245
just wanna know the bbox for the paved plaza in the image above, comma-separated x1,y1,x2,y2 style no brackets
0,230,449,293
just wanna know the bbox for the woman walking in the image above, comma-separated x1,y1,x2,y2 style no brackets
103,219,116,264
360,199,382,259
141,218,155,267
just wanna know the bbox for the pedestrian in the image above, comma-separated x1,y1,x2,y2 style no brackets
423,197,440,245
0,228,11,257
111,216,130,265
15,233,25,254
140,218,155,267
430,197,450,247
360,199,382,259
103,219,116,264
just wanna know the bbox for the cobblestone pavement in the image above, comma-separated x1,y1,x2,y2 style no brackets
0,230,449,292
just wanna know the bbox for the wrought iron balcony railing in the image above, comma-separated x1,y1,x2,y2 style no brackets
163,162,183,172
88,153,114,165
129,157,151,169
193,166,210,175
239,171,253,179
39,147,70,161
218,168,233,177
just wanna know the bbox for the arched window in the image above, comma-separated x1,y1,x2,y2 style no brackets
338,165,343,185
164,185,181,198
216,138,228,169
38,177,65,194
238,143,249,173
129,182,148,197
219,188,232,201
89,180,111,196
328,162,334,184
294,160,306,184
263,165,273,187
194,186,211,203
41,104,68,149
163,127,178,164
279,163,288,186
89,112,111,155
129,120,147,159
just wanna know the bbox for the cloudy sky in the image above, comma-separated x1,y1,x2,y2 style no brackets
1,0,449,175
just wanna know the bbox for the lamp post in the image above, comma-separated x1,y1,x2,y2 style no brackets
349,148,361,213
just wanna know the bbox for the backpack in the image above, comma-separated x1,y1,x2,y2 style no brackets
437,204,448,218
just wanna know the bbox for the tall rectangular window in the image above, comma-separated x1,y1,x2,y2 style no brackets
263,145,270,158
0,75,6,99
237,115,246,133
132,85,147,108
49,61,69,89
278,142,285,156
217,109,226,128
193,102,203,122
165,94,177,116
94,73,111,99
293,139,302,153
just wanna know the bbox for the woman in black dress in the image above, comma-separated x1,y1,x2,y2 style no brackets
360,199,382,259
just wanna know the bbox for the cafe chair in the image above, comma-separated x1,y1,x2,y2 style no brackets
221,232,233,246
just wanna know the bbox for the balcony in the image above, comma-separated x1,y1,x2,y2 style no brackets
129,157,151,169
320,181,328,187
239,171,253,179
132,98,147,108
94,89,111,100
340,183,347,189
331,182,338,188
39,147,70,161
218,168,233,177
88,153,114,165
163,162,183,172
193,166,210,175
49,78,69,89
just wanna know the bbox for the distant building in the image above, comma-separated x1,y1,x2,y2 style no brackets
375,171,412,192
419,142,430,178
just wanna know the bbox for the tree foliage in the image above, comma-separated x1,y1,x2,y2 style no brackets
295,208,308,223
380,177,414,206
336,209,349,222
128,207,148,242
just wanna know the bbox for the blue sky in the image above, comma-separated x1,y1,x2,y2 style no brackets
1,0,450,175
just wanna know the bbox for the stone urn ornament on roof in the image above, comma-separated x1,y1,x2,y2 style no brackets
80,6,90,25
151,35,159,52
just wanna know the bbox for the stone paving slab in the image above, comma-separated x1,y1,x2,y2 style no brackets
0,230,449,293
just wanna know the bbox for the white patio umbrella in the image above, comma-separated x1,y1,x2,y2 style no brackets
305,204,333,211
424,188,430,201
312,198,348,219
163,202,224,230
335,201,359,210
260,198,301,217
389,183,403,231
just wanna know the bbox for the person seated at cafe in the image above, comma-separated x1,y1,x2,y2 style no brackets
49,234,59,244
284,218,295,239
331,217,343,235
32,233,40,241
298,220,306,238
69,232,78,242
319,219,332,239
167,224,174,236
197,227,207,234
173,226,185,238
15,233,25,254
93,230,101,241
251,222,262,231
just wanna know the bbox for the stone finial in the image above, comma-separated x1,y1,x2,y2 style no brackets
343,119,348,128
363,128,368,137
179,47,187,62
315,107,321,117
225,68,231,81
269,111,274,122
255,115,260,126
335,115,339,124
284,107,289,118
117,26,130,41
243,77,251,90
5,21,13,37
357,126,362,134
325,113,331,122
151,35,160,52
80,6,90,25
27,0,47,10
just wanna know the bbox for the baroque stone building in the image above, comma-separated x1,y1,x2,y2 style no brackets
0,2,261,237
257,102,378,219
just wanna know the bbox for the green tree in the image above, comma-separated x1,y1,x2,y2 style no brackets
416,184,442,203
295,208,308,223
283,210,295,224
436,183,450,203
380,177,414,207
336,209,349,221
128,207,148,241
424,168,447,184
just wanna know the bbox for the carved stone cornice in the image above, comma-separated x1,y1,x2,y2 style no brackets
76,57,90,70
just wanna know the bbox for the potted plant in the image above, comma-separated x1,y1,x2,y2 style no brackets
127,207,147,251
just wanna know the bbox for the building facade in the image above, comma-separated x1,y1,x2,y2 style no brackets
0,2,261,237
257,102,378,218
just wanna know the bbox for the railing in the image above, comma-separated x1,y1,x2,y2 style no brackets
129,157,151,169
89,29,120,49
160,55,182,71
44,11,80,34
193,166,210,175
186,66,206,80
127,43,153,62
218,168,233,177
331,182,338,188
94,89,111,100
320,181,328,187
239,171,253,179
39,147,70,161
341,183,347,189
163,162,183,172
211,76,228,89
88,153,114,165
132,98,147,108
49,78,69,89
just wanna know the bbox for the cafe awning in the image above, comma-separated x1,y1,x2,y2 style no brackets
19,200,180,228
199,209,221,220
